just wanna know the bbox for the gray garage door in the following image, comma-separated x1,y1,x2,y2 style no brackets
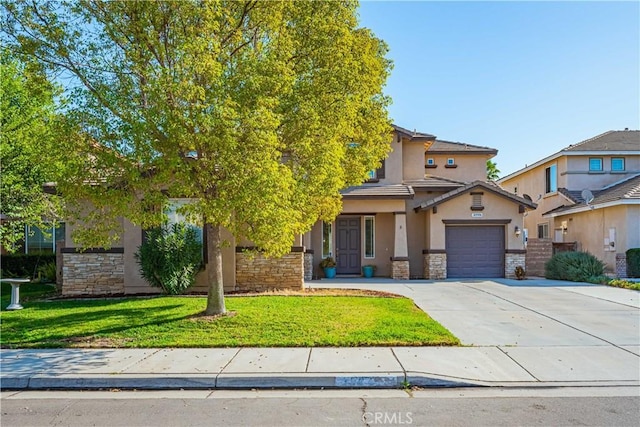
446,226,505,278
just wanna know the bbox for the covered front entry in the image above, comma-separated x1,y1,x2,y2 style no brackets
336,216,361,274
446,226,505,278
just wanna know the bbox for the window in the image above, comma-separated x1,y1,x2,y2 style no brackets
364,216,375,258
545,164,557,193
427,158,435,165
24,224,65,254
589,158,603,171
537,222,549,239
166,199,203,244
611,157,625,171
447,158,455,165
322,221,332,258
367,160,385,181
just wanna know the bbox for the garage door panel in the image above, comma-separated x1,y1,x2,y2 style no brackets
446,226,505,278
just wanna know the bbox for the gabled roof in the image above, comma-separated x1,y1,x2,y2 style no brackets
543,174,640,216
403,175,467,191
341,184,415,200
499,129,640,182
564,130,640,152
414,181,537,212
428,140,498,155
392,124,436,142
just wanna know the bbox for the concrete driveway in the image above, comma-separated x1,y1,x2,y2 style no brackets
309,278,640,383
309,278,639,347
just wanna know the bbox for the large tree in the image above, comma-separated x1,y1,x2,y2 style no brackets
0,51,63,252
2,0,392,314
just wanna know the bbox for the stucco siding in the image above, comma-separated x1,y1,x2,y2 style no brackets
565,155,640,189
424,154,489,182
426,191,526,251
552,205,640,272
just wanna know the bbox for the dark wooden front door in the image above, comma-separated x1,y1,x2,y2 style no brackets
336,217,361,274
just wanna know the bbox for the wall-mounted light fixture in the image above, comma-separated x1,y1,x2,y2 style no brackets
514,226,521,236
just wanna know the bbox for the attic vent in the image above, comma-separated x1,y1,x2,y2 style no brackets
470,192,484,211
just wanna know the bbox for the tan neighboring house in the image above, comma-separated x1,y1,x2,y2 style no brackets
61,124,536,296
498,130,640,276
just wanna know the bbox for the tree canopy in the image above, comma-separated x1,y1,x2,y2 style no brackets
0,51,63,252
2,0,392,314
486,160,501,181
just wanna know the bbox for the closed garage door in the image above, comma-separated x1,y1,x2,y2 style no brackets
446,226,505,278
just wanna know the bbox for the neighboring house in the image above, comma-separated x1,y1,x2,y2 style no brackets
61,124,535,296
498,130,640,276
304,124,536,281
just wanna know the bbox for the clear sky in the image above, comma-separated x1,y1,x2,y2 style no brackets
357,1,640,177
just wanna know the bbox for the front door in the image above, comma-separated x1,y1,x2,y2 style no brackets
336,217,361,274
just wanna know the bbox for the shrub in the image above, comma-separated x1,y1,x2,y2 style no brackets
134,223,203,295
626,248,640,278
545,251,605,282
607,279,640,291
319,257,336,268
514,266,526,280
0,254,56,279
36,262,57,283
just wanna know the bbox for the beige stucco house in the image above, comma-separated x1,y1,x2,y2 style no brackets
498,130,640,276
304,125,536,281
60,124,536,296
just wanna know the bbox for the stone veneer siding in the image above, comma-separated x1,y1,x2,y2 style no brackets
62,252,125,296
423,253,447,280
505,252,526,279
525,238,552,277
391,259,410,280
235,251,304,292
304,251,314,281
616,253,628,278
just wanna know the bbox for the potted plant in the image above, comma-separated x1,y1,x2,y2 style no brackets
362,264,376,278
319,257,337,279
515,266,526,280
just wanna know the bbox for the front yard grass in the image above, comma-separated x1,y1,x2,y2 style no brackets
0,290,460,348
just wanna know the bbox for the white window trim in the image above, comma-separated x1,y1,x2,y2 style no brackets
537,222,550,239
589,157,603,171
427,158,435,165
611,157,625,171
322,221,333,258
363,216,375,259
447,158,455,165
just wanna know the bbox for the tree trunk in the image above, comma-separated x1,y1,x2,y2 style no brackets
204,223,226,315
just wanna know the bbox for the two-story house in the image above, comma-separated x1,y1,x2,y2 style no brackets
60,124,536,296
305,125,536,280
498,130,640,276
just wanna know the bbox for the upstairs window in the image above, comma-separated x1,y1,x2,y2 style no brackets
611,157,625,171
427,158,435,165
367,160,385,181
545,164,557,194
589,158,603,171
447,158,455,165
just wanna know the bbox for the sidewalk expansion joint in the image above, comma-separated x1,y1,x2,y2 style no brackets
496,346,540,382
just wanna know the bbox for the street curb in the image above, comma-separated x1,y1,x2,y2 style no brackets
0,373,479,391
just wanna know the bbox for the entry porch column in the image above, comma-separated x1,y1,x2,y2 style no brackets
391,212,410,280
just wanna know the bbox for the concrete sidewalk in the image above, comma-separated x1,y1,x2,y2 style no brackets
2,279,638,391
2,345,639,390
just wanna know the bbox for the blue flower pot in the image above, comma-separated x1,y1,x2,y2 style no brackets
323,267,336,279
362,265,374,278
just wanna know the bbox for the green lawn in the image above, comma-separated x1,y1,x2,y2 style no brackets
0,290,459,348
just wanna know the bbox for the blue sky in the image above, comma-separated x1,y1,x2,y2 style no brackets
358,1,640,177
